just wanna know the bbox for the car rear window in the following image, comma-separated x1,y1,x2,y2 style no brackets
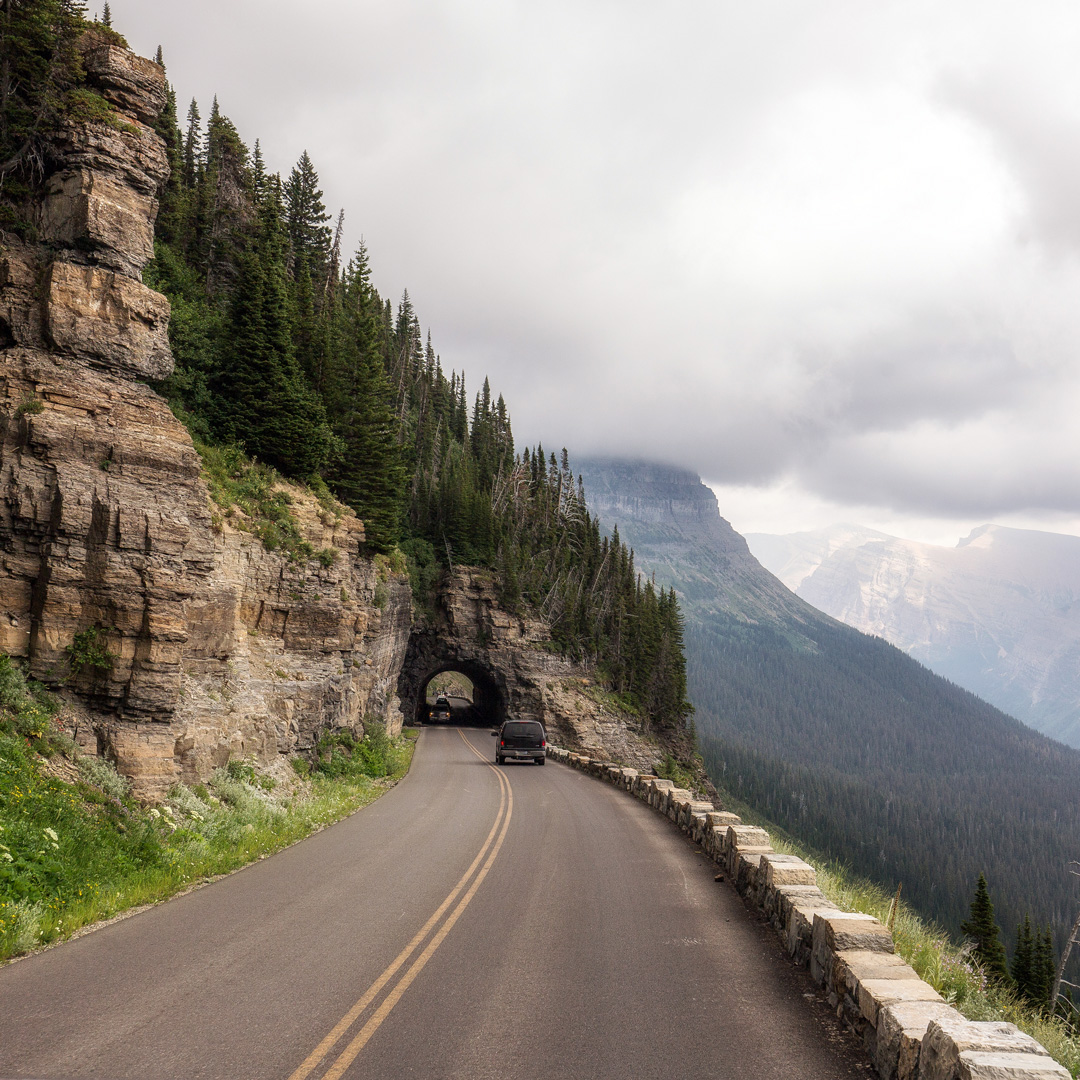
503,722,543,739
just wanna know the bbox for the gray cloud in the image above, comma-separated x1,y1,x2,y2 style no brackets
115,0,1080,530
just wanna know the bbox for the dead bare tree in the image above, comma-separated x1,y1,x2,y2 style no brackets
1052,862,1080,1019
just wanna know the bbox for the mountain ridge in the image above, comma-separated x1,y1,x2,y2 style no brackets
746,522,1080,747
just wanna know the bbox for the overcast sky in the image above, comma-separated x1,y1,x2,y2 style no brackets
115,1,1080,545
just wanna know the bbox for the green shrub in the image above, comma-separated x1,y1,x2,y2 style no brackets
0,656,59,746
62,88,137,133
656,754,696,790
76,757,130,802
66,627,116,677
194,441,326,564
313,722,406,781
13,396,44,418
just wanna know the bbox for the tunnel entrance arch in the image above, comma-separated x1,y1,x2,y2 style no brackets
416,662,505,727
398,627,510,729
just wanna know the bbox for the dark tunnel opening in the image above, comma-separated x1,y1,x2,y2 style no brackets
414,663,507,728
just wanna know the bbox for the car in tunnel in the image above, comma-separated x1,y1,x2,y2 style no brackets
429,696,451,723
492,720,546,765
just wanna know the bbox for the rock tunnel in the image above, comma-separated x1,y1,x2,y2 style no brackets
398,628,510,728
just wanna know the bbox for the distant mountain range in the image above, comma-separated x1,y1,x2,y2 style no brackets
746,524,1080,748
577,458,1080,954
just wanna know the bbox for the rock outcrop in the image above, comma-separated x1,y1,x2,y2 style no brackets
399,569,664,771
0,37,411,799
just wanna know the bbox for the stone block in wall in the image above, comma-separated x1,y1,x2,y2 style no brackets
763,882,818,927
648,778,674,807
813,912,893,960
874,1001,964,1080
833,950,922,1001
703,824,722,859
881,997,967,1080
726,824,770,849
682,799,713,830
920,1018,1056,1080
857,978,944,1028
732,847,772,894
706,811,741,829
953,1052,1070,1079
761,852,817,889
811,913,894,991
724,824,770,876
43,261,172,379
786,891,844,962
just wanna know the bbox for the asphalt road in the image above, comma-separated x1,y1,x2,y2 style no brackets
0,728,874,1079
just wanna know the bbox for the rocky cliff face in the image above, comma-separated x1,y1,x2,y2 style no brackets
0,38,411,798
576,458,810,624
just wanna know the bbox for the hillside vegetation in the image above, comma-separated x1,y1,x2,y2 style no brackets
0,655,416,961
691,611,1080,955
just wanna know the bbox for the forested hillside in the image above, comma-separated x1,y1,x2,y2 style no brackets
0,2,690,732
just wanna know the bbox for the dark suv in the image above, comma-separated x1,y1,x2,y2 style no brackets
491,720,546,765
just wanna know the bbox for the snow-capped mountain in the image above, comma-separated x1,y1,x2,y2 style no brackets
745,523,1080,748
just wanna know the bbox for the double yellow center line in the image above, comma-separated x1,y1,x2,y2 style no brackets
287,729,512,1080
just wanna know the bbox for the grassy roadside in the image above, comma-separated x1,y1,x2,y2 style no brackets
713,785,1080,1076
0,656,417,963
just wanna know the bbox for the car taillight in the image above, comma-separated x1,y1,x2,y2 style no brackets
500,740,505,746
541,740,546,747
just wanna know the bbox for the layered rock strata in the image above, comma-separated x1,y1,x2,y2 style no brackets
0,38,411,798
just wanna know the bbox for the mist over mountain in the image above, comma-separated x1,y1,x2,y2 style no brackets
577,458,1080,952
747,524,1080,748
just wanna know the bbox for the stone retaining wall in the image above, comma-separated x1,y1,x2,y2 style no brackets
547,745,1068,1080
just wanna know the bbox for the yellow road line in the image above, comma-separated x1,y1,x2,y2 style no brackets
320,733,512,1078
288,729,511,1080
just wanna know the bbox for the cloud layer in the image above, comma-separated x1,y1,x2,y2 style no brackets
117,0,1080,532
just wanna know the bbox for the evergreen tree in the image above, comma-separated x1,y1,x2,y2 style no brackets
152,82,183,245
209,180,334,477
283,150,331,277
1035,928,1057,1011
322,244,406,551
1012,915,1035,1000
960,874,1010,983
0,0,88,233
182,98,202,188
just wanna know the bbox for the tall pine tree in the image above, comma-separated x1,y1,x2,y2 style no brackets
961,874,1010,983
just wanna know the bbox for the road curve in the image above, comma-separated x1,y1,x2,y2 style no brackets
0,728,873,1079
